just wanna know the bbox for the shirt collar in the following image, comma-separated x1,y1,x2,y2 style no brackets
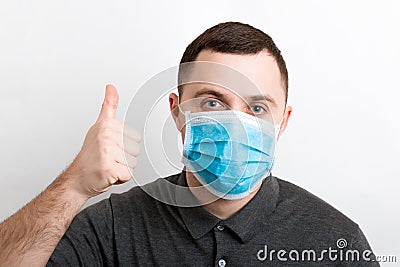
177,171,221,239
177,171,280,243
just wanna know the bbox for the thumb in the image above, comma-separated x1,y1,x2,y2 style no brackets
97,84,119,121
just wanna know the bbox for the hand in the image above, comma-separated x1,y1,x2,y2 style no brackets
64,84,141,198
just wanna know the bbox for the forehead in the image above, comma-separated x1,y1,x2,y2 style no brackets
184,50,286,110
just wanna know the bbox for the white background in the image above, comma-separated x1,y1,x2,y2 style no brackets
0,0,399,264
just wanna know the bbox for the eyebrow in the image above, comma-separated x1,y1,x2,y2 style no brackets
249,94,277,108
193,88,230,100
193,87,277,108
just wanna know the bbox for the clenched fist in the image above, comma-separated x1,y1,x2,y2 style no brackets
64,84,141,198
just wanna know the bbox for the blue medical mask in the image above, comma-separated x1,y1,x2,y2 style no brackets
182,110,280,200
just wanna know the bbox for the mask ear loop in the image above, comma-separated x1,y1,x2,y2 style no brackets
275,118,283,140
257,111,285,185
273,107,287,141
268,111,287,179
175,94,187,132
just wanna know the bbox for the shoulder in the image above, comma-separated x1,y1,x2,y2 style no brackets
273,176,360,240
268,176,377,265
75,173,180,223
109,173,180,207
107,173,181,223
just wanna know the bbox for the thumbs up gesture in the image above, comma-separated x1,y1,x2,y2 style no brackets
64,84,141,198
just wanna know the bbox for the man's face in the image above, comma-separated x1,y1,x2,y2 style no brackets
170,49,292,140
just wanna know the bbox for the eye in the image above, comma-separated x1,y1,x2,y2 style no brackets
250,105,267,114
200,98,226,111
206,100,222,107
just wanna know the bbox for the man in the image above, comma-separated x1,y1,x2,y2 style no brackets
0,22,378,266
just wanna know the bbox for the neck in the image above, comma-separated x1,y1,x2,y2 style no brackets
185,171,262,220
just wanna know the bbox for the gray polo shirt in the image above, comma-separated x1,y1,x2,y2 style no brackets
47,172,379,266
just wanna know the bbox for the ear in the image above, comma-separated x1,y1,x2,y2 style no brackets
277,105,293,139
169,93,180,129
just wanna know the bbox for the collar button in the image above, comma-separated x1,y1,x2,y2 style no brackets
218,258,226,267
216,225,225,231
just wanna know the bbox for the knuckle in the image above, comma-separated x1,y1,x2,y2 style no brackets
107,176,118,185
131,157,138,167
100,128,113,139
124,125,142,142
120,171,132,182
134,131,142,142
129,145,140,156
98,119,114,130
128,157,137,168
100,145,112,155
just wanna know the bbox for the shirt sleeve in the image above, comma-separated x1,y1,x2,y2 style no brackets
46,197,115,267
344,226,380,267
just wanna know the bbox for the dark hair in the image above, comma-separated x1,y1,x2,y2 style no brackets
178,21,288,103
